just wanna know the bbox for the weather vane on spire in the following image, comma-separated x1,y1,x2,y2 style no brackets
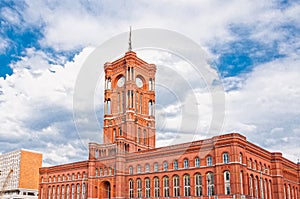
128,26,132,51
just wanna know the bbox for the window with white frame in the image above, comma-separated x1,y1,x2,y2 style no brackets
173,160,178,170
195,173,202,196
195,157,200,167
154,177,160,197
207,172,214,196
145,164,150,173
184,159,189,168
137,165,141,174
184,174,191,196
163,161,168,171
173,175,180,197
224,171,230,195
163,176,169,197
137,178,142,198
223,152,229,164
129,179,134,198
154,162,158,172
145,178,150,198
207,156,212,166
129,166,133,175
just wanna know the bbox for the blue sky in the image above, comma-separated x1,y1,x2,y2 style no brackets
0,0,300,166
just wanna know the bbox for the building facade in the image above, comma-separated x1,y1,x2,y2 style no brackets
39,50,299,199
0,149,42,199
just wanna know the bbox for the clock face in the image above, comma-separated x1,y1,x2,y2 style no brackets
117,76,125,87
136,77,143,88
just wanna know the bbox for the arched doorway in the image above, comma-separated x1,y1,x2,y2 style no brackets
100,181,111,199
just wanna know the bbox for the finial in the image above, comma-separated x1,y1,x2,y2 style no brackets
128,26,132,51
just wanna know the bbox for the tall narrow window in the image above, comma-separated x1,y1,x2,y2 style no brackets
52,187,56,199
184,174,191,196
107,78,111,90
129,179,134,198
118,92,121,113
249,175,253,196
82,183,86,199
71,185,75,199
113,129,116,141
184,159,189,168
76,184,80,199
173,160,178,170
207,172,214,196
224,171,230,195
163,161,168,171
223,152,229,164
57,186,60,199
154,162,158,172
145,164,150,172
207,156,212,166
149,78,153,90
119,127,122,136
163,176,169,197
195,157,200,167
255,177,258,198
239,153,243,163
143,129,147,145
154,177,160,197
137,179,142,198
137,165,141,174
122,91,125,112
240,171,244,195
61,186,65,199
131,90,134,108
135,92,139,112
140,94,143,114
137,128,141,143
66,185,70,199
148,101,153,116
145,178,150,198
195,173,202,196
129,166,133,175
173,175,180,197
95,168,98,176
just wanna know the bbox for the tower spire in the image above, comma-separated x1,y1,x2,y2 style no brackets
128,26,132,51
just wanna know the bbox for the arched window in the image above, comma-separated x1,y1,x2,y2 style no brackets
207,156,212,166
148,100,154,116
71,185,75,199
99,168,102,176
137,178,142,198
163,176,169,197
249,158,252,168
173,160,178,170
239,153,243,163
154,177,160,197
207,172,214,196
145,178,150,198
48,186,51,199
184,159,189,168
107,78,111,90
195,173,202,196
145,164,150,172
195,157,200,167
76,184,80,199
254,177,258,198
66,185,70,199
95,168,98,176
173,175,180,197
240,171,244,195
249,175,253,196
137,165,141,174
77,173,80,179
137,128,141,143
184,174,191,196
82,183,86,199
163,161,168,171
154,162,158,172
52,186,56,199
61,186,65,199
129,166,133,175
224,171,230,195
223,152,229,164
143,129,147,145
129,179,134,198
149,78,153,91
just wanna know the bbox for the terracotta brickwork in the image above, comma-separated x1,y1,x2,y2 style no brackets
39,51,300,199
19,150,43,190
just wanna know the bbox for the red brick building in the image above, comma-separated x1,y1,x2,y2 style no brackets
39,50,300,199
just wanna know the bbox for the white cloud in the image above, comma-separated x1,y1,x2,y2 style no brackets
223,56,300,161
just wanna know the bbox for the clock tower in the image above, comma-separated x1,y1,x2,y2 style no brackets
103,50,156,152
